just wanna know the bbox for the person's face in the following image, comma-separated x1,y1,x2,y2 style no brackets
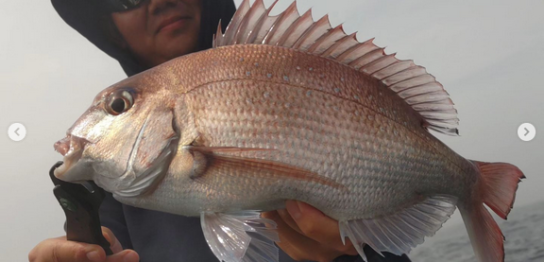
111,0,202,68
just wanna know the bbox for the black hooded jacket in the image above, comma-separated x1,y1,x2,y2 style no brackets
52,0,235,76
51,1,410,261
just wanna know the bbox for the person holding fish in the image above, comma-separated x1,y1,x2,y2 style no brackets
29,0,413,262
30,0,525,262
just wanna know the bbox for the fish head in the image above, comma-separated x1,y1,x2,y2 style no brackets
53,72,179,197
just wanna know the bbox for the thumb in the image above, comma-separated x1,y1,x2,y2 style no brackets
105,250,139,262
101,227,123,254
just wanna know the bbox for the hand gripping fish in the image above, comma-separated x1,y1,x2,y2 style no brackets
53,1,525,261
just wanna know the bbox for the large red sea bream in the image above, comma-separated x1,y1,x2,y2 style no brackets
53,1,525,261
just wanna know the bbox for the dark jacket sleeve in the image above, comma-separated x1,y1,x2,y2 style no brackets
99,192,133,249
334,246,412,262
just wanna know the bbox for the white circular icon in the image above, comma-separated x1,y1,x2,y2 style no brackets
8,123,26,142
518,123,535,142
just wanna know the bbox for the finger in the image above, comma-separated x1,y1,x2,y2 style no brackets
276,209,302,234
263,211,343,262
105,250,139,262
101,227,123,254
29,237,107,262
262,211,311,261
285,200,358,255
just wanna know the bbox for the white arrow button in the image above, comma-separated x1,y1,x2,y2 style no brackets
518,123,535,142
8,123,26,142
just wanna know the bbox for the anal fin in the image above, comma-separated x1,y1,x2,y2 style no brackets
339,195,457,260
201,211,279,262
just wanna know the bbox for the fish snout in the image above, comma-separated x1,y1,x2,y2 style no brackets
54,135,91,155
54,137,71,156
53,135,91,180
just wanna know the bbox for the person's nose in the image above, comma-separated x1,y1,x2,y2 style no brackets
148,0,178,16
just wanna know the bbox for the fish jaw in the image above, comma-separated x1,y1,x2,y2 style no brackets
53,134,91,182
53,105,116,182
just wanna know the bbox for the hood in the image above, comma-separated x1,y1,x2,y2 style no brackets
51,0,236,76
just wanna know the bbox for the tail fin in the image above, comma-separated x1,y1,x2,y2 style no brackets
460,203,505,262
459,161,525,262
474,161,525,219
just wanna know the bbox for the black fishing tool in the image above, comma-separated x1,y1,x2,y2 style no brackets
49,161,113,255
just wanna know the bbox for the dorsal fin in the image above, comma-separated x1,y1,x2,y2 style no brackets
214,0,459,136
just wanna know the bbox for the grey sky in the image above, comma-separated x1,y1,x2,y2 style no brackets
1,0,543,260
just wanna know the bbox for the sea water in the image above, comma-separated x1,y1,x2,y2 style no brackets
412,201,544,262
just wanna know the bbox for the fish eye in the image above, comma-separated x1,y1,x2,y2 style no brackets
106,90,134,115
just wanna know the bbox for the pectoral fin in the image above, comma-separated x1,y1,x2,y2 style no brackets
187,146,345,190
201,211,279,262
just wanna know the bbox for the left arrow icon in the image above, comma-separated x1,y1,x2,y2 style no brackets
8,123,26,142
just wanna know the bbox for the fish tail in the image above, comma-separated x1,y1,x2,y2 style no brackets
459,203,504,262
459,161,525,262
474,161,525,219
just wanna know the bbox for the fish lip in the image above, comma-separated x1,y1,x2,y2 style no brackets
53,135,91,180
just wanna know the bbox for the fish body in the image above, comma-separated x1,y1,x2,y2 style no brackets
54,1,524,262
109,45,475,220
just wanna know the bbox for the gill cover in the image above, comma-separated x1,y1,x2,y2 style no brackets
94,107,178,198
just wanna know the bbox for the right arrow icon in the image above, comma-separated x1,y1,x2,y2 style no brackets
518,123,536,142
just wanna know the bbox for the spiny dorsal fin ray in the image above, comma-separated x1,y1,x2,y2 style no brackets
234,0,266,44
323,32,358,59
246,0,280,44
221,0,251,45
308,24,346,54
263,1,299,45
278,9,314,48
292,14,331,51
214,0,459,136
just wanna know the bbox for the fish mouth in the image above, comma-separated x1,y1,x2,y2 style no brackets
53,135,91,180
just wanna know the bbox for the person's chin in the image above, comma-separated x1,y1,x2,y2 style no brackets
155,39,196,62
156,30,198,54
